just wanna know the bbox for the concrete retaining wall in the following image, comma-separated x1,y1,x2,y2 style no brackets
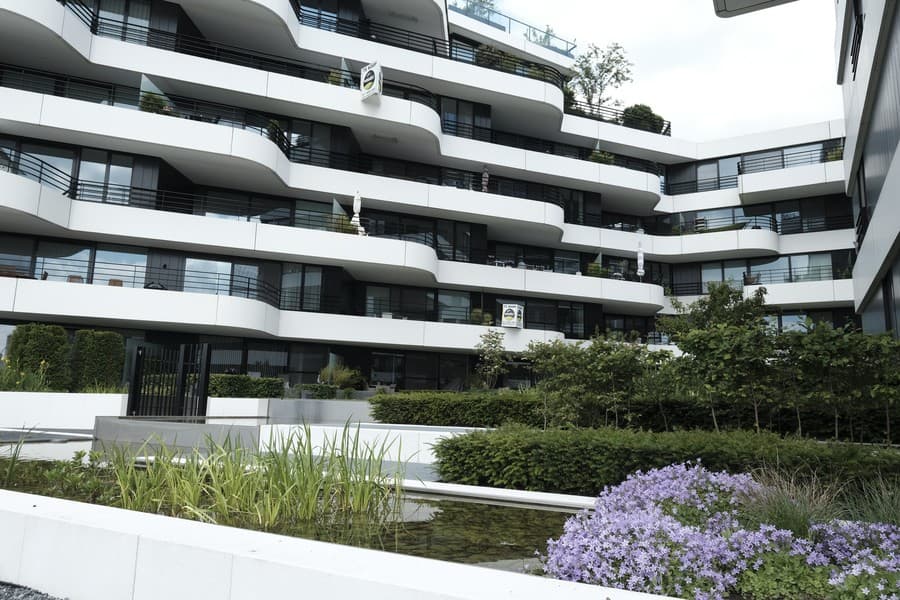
0,490,674,600
0,392,126,430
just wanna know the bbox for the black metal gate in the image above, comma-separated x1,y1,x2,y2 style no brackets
127,343,212,416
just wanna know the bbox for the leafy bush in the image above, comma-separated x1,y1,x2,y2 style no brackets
6,323,71,391
71,330,125,392
370,390,543,427
543,463,900,600
208,374,284,398
620,103,665,133
318,364,367,390
434,427,900,496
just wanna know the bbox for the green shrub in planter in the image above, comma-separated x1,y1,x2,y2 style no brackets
302,384,340,399
6,323,71,391
620,103,666,133
370,390,544,427
434,427,900,496
208,374,284,398
318,364,367,390
71,330,125,392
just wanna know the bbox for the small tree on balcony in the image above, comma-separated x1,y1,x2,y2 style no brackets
568,42,632,111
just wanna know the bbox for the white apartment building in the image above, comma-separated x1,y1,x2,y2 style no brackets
0,0,856,388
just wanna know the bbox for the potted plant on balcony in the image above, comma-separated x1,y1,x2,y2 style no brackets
589,149,615,165
139,92,170,115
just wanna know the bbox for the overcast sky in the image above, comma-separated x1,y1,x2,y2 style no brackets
496,0,843,141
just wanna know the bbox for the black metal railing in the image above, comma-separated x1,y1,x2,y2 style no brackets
447,0,576,57
665,175,739,196
293,5,566,89
744,265,845,286
738,143,845,175
0,150,74,195
779,214,855,235
856,211,870,249
55,0,438,111
565,99,672,136
441,118,661,175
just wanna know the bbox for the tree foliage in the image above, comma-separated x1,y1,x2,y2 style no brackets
621,103,666,133
568,42,633,109
524,336,665,428
657,282,769,341
475,330,508,389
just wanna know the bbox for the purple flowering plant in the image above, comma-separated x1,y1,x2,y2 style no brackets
543,463,900,600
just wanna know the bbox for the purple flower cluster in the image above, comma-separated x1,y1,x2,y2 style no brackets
543,463,900,600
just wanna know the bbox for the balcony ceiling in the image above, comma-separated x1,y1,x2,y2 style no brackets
712,0,797,17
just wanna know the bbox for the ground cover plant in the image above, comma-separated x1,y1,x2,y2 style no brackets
543,463,900,600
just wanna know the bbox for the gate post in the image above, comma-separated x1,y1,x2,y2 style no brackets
126,346,145,416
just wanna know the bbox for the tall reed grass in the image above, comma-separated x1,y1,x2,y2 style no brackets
104,423,404,533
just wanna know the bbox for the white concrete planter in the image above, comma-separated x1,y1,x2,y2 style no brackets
0,490,675,600
0,392,126,430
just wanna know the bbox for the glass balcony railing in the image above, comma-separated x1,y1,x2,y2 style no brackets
283,1,566,87
447,0,576,57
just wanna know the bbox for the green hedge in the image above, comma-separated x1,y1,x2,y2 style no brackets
71,330,125,392
433,427,900,496
370,391,544,427
6,323,71,391
208,374,284,398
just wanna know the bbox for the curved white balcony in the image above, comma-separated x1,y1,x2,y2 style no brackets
739,161,845,202
0,5,659,202
744,279,854,309
0,277,561,352
0,170,667,311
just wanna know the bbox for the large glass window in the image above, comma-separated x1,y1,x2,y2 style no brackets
749,256,790,284
438,290,470,324
439,354,468,391
93,244,147,288
77,150,133,204
287,344,328,385
696,161,718,190
701,262,722,292
20,143,75,185
791,253,832,282
785,143,824,168
371,352,404,387
302,266,322,311
232,263,260,300
184,257,231,295
294,200,332,230
281,264,304,311
0,235,34,277
366,286,391,318
554,250,581,274
557,302,585,338
776,201,802,234
723,260,746,288
0,138,16,173
405,353,437,390
35,240,91,282
246,341,288,378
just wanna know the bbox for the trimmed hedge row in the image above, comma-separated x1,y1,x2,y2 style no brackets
370,391,544,427
7,324,72,391
433,427,900,496
71,330,125,391
208,374,284,398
